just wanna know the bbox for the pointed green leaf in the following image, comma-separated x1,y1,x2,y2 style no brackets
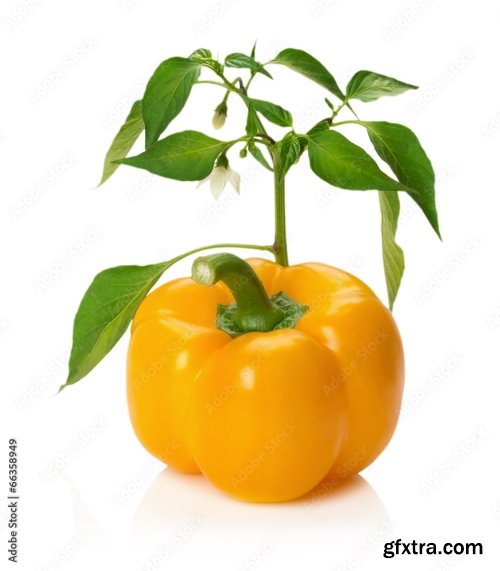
248,140,272,171
190,48,212,60
307,119,330,138
249,98,293,127
307,129,403,191
346,70,417,102
379,192,405,309
271,48,344,101
250,41,257,59
99,100,144,186
115,131,227,181
64,262,170,388
225,53,272,78
324,97,334,111
142,57,201,148
246,104,262,136
243,93,266,137
279,132,301,175
362,121,440,236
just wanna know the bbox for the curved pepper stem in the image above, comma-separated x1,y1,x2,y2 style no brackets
192,253,284,333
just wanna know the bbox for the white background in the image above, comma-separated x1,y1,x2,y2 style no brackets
2,0,499,569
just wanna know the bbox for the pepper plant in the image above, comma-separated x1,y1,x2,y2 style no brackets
63,45,439,390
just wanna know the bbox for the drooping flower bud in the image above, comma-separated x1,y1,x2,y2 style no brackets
212,101,228,129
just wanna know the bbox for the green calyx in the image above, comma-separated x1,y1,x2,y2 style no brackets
217,291,309,336
191,253,308,335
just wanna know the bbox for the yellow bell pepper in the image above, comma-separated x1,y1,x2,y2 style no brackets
127,254,404,502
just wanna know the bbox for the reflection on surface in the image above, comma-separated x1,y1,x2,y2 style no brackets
132,468,389,535
63,473,108,545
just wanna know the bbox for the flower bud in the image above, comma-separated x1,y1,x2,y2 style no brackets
212,101,228,130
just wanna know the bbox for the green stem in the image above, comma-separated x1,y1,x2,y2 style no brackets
168,243,274,267
197,79,237,91
199,67,289,266
254,132,275,145
332,100,348,120
271,148,289,266
192,253,284,332
245,72,257,92
330,119,360,128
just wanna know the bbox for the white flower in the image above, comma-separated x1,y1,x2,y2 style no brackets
198,166,240,199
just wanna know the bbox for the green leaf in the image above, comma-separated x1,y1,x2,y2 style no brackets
63,262,170,388
248,140,272,171
142,57,201,148
307,129,403,191
216,292,308,336
249,98,293,127
324,97,334,111
362,121,440,236
346,70,418,102
307,119,330,137
245,104,261,136
271,48,344,101
98,100,144,186
190,48,212,60
225,53,272,79
379,192,405,309
250,41,257,59
115,131,227,181
279,132,301,174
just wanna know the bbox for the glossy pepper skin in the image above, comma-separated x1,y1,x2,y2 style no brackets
127,258,404,502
